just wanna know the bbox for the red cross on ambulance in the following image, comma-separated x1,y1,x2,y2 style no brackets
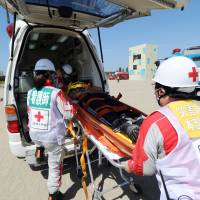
34,111,44,122
188,67,198,82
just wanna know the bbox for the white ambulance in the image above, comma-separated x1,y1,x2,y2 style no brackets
0,0,188,166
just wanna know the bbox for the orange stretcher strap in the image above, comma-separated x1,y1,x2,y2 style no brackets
67,121,78,143
95,108,114,118
113,105,128,112
95,105,114,113
80,135,89,200
95,105,129,118
83,97,105,110
96,104,128,113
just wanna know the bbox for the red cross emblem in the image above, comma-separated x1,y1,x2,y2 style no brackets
188,67,198,82
34,111,44,122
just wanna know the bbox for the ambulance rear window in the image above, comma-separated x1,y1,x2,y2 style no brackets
25,0,124,18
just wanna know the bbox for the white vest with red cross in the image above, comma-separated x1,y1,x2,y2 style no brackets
156,100,200,200
27,86,66,145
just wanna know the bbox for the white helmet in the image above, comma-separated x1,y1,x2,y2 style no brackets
34,58,55,72
153,56,199,90
62,64,73,75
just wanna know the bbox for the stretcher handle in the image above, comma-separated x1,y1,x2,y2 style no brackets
108,159,124,168
102,152,125,169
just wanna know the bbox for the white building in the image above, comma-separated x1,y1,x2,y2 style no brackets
128,44,158,80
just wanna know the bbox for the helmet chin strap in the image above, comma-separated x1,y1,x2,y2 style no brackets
155,88,167,106
156,94,166,106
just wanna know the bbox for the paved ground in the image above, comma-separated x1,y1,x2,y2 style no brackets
0,81,160,200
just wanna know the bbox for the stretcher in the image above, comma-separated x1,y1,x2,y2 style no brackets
77,105,134,157
74,91,146,158
66,87,146,199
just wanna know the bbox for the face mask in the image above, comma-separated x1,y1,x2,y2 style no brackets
156,96,162,106
154,88,166,106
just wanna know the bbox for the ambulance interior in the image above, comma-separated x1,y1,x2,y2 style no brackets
14,28,104,144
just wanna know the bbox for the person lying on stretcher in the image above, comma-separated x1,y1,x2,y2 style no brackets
60,64,144,144
60,64,102,97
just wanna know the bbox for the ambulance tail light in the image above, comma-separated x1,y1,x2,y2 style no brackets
5,105,20,133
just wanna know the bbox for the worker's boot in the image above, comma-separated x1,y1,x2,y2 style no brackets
48,191,63,200
35,146,45,163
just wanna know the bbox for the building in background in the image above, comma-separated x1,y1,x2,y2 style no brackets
128,44,158,80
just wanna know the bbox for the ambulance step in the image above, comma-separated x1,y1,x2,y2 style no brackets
64,143,81,153
64,138,74,145
25,149,47,167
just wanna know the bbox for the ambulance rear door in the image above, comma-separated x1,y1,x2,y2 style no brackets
0,0,190,30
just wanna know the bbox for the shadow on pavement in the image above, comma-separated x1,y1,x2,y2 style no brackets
39,151,160,200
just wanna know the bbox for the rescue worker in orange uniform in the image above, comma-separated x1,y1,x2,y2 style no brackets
27,58,74,200
122,56,200,199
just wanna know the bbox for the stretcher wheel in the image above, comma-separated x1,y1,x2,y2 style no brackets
129,183,142,195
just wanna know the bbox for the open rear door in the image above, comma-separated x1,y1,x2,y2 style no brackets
0,0,190,29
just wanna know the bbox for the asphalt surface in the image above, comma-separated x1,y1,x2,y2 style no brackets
0,81,160,200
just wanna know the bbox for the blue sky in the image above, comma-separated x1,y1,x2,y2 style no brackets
0,0,200,73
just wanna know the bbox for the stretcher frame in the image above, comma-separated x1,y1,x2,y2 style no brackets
74,133,139,200
69,92,146,199
87,135,139,200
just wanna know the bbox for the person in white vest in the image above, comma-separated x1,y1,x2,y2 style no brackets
122,56,200,200
27,58,74,200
